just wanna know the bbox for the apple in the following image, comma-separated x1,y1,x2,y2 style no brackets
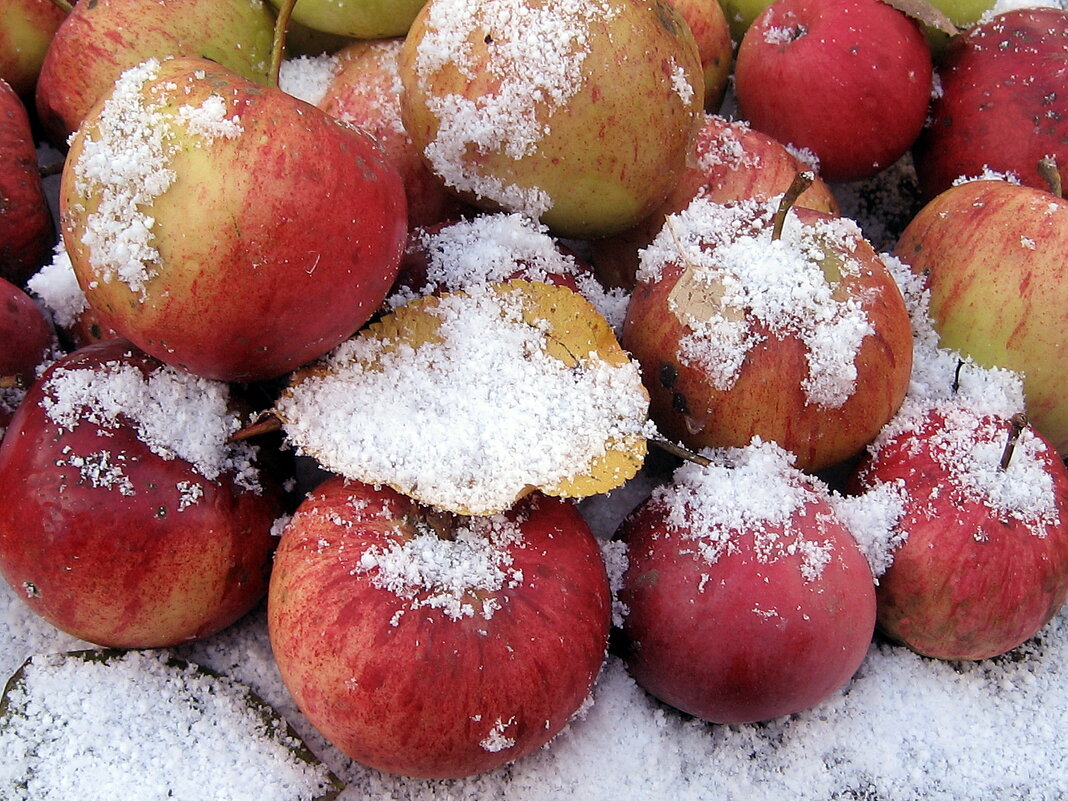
26,242,121,350
912,8,1068,200
267,478,611,778
622,188,913,473
718,0,774,42
0,78,54,286
269,0,426,38
849,403,1068,661
893,178,1068,455
399,0,705,239
317,38,465,230
60,57,408,383
667,0,734,111
0,338,283,648
0,274,52,387
617,438,876,724
0,0,68,98
34,0,276,147
590,113,838,289
734,0,932,183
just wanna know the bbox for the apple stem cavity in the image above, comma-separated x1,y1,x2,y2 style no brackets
1038,156,1063,198
268,0,299,89
229,411,283,442
999,412,1030,471
771,171,815,242
648,436,712,467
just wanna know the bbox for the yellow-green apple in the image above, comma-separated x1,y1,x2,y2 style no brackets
399,0,705,239
0,79,54,285
622,189,913,473
667,0,734,110
268,478,611,778
893,178,1068,454
34,0,276,147
734,0,932,183
269,0,426,38
0,0,68,98
0,338,283,648
718,0,773,42
591,113,838,289
849,403,1068,661
317,38,465,230
618,438,876,724
60,57,408,383
912,8,1068,200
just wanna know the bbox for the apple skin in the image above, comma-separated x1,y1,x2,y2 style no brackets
271,0,427,38
591,113,838,289
34,0,275,147
622,204,913,473
912,8,1068,201
734,0,932,183
0,275,52,386
0,339,282,648
618,455,876,724
0,0,68,99
61,57,408,383
399,0,705,239
0,79,54,286
893,180,1068,455
268,478,611,779
849,408,1068,661
667,0,733,111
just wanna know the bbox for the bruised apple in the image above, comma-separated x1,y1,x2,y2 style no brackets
618,439,876,724
268,478,611,778
0,339,282,648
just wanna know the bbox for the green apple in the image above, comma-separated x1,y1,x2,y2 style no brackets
717,0,773,42
269,0,427,38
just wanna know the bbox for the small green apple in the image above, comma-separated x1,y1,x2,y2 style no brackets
270,0,427,38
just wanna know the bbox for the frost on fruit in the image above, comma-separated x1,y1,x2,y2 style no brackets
276,280,650,515
0,650,342,801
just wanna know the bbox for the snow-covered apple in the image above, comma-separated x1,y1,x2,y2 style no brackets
35,0,276,146
618,439,876,724
0,339,282,648
849,403,1068,661
399,0,705,238
912,7,1068,199
0,0,68,98
893,179,1068,455
734,0,932,183
0,79,54,285
268,478,611,778
61,57,408,383
622,188,913,473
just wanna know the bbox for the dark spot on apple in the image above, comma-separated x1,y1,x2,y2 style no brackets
156,506,167,519
87,0,97,8
484,33,493,44
672,391,689,415
89,322,102,340
635,569,659,588
654,0,684,38
659,362,677,388
23,581,39,598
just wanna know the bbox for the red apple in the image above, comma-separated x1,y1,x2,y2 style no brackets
618,438,876,724
61,57,408,382
0,78,54,286
0,0,68,98
893,179,1068,455
912,8,1068,200
268,478,611,778
667,0,734,111
734,0,933,183
590,113,838,289
0,339,282,648
622,191,913,473
849,403,1068,661
0,274,52,387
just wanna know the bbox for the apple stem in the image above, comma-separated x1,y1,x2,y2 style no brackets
0,375,23,390
229,411,283,442
46,0,72,13
268,0,299,89
771,171,815,242
999,412,1029,471
952,358,964,393
1038,156,1062,198
648,436,711,467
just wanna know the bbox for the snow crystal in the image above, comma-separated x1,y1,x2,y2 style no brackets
26,242,88,330
278,53,342,106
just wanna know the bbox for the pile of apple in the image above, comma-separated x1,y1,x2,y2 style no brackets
2,0,1068,786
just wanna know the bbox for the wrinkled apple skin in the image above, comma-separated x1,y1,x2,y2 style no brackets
623,206,913,473
912,8,1068,200
618,487,876,724
35,0,275,147
400,0,704,239
893,181,1068,455
0,340,281,648
61,57,409,383
0,0,68,98
734,0,932,183
850,410,1068,661
0,275,51,385
591,114,838,289
268,478,610,779
0,80,54,285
